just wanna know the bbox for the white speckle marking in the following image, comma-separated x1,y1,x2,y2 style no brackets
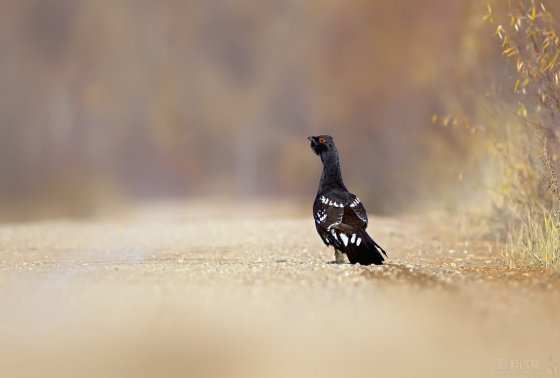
351,234,356,243
331,229,338,241
315,210,327,223
350,197,361,208
340,233,349,246
356,237,362,246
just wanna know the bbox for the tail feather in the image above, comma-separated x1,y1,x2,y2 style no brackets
344,229,386,266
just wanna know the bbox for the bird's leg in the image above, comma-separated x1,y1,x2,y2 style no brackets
334,249,345,264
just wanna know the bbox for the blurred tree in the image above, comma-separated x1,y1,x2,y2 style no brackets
0,0,482,218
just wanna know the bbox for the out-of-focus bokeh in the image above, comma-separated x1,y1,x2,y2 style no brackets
0,0,490,220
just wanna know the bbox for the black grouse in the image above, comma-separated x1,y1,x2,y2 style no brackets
308,135,387,265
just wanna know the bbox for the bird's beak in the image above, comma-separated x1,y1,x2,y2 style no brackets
307,136,315,142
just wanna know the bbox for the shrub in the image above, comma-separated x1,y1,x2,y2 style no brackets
483,0,560,268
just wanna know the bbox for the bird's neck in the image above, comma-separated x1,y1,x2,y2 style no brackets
318,150,346,193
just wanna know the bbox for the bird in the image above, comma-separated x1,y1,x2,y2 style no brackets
308,135,387,265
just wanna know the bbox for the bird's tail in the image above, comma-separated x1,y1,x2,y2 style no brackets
344,228,387,266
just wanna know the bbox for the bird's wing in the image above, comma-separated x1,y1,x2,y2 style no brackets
313,195,345,231
313,195,349,248
347,194,368,228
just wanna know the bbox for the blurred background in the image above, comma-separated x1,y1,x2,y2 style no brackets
3,4,560,377
0,0,507,220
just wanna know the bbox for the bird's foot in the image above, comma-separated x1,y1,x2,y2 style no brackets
331,249,346,264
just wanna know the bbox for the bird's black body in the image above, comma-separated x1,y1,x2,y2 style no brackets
308,135,387,265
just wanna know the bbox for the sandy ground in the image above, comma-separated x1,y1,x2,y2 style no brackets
0,203,559,378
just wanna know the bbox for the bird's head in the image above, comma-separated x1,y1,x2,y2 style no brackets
308,135,335,156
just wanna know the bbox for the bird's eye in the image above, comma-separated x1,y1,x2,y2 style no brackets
319,137,327,143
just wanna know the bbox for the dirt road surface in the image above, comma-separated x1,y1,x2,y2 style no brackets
1,203,559,378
